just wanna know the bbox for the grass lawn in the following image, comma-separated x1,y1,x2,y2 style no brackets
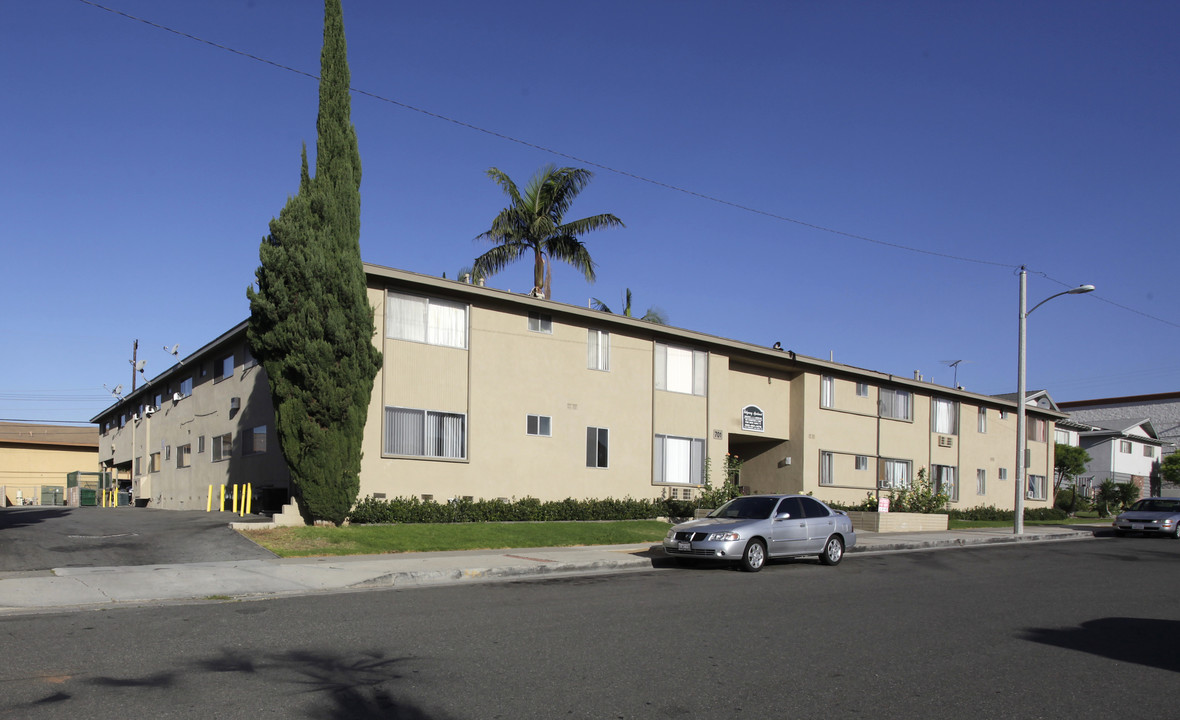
239,520,673,558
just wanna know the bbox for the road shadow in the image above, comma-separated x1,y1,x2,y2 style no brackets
17,647,452,719
1021,617,1180,673
0,506,74,529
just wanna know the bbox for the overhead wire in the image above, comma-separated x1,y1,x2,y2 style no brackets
75,0,1174,331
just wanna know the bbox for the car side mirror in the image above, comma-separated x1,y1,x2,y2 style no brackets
775,511,791,520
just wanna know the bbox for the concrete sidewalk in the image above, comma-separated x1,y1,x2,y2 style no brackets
0,524,1105,615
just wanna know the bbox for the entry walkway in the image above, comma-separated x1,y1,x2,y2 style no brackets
0,524,1104,615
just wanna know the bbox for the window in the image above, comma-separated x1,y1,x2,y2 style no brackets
165,445,171,461
977,407,987,434
655,344,707,396
1028,474,1047,501
856,382,869,397
1027,418,1046,442
134,456,141,475
999,467,1008,482
879,388,912,421
527,311,552,334
526,414,552,437
153,393,162,410
1054,428,1069,444
879,459,912,489
586,427,609,468
179,377,193,397
244,425,267,455
214,354,234,381
119,413,126,429
1119,440,1132,454
855,455,868,471
149,452,161,473
932,399,958,435
587,329,610,371
654,435,705,484
1000,409,1009,420
384,406,466,459
819,451,834,485
932,465,957,502
976,468,986,495
212,433,232,462
385,291,468,348
197,435,206,454
242,347,258,369
820,376,834,408
1144,445,1155,458
177,444,191,469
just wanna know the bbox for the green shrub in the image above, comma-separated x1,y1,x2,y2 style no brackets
348,495,692,525
947,505,1068,522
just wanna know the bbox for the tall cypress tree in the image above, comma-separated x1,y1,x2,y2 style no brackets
247,0,380,526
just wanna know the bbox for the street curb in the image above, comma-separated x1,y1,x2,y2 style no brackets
846,529,1096,554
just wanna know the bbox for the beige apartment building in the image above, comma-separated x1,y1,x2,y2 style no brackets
93,263,1061,514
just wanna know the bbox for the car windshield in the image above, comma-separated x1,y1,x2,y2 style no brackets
1129,499,1180,513
709,496,779,520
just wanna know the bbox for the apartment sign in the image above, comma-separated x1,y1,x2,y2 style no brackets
741,405,764,432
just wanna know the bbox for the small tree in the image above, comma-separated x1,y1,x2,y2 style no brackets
1053,443,1091,504
1160,453,1180,493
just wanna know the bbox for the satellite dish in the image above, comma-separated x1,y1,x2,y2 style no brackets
135,360,146,372
165,344,179,356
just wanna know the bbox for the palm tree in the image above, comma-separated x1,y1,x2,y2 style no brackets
591,288,668,324
474,165,623,299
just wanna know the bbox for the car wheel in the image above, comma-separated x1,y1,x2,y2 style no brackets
819,535,844,566
1172,524,1180,540
740,539,766,573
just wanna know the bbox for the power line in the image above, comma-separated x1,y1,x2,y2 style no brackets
75,0,1175,331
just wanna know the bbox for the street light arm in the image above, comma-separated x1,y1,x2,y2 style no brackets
1026,284,1096,317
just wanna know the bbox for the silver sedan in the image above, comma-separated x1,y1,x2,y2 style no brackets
1113,497,1180,538
663,494,856,572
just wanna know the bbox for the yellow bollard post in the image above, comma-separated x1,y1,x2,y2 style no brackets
219,484,226,512
207,485,213,513
232,484,240,514
245,483,253,516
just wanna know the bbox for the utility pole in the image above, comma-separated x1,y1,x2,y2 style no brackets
129,339,139,391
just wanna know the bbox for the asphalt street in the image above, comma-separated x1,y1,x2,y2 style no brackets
0,506,275,573
1,537,1176,719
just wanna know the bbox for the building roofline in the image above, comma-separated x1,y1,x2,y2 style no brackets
1059,391,1180,408
364,263,1065,418
0,421,99,449
89,320,249,423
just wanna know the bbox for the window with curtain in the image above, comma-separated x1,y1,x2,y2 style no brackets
932,398,958,435
384,406,466,459
528,311,552,333
653,435,705,484
587,329,610,371
879,459,911,489
879,388,912,421
821,376,834,408
932,465,957,502
1026,418,1046,442
654,344,707,395
819,451,834,485
977,407,987,433
976,468,986,495
856,382,870,397
855,455,868,471
385,291,468,349
1027,474,1047,500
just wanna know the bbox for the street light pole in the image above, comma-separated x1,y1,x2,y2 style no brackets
1014,266,1095,534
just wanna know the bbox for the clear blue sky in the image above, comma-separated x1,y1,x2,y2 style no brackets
2,0,1177,424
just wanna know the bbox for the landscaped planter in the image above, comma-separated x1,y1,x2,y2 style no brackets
844,511,948,533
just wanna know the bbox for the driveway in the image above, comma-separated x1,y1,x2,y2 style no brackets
0,506,276,573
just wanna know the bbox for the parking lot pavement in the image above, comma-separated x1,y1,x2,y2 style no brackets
0,506,276,574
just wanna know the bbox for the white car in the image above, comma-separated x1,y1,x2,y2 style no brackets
1113,497,1180,538
663,495,856,572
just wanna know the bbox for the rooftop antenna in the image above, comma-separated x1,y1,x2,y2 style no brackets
129,339,140,391
939,359,973,387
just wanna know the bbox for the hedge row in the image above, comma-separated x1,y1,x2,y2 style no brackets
948,505,1069,522
348,495,697,524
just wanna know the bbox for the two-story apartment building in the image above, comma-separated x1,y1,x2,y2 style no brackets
93,263,1062,514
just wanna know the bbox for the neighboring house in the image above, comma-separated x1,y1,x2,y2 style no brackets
90,323,291,511
0,422,98,506
1072,419,1166,497
92,264,1063,513
1059,392,1180,458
